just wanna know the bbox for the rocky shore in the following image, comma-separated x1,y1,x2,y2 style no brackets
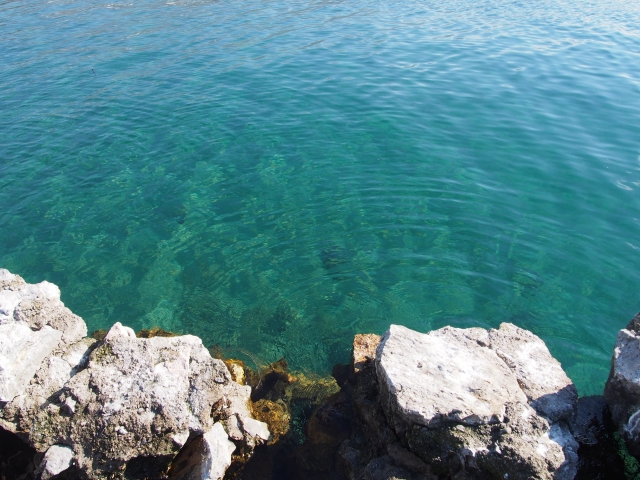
1,268,639,479
0,269,269,479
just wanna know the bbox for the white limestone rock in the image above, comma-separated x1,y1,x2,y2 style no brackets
35,321,253,478
241,416,271,442
0,270,269,480
0,323,62,402
37,444,74,479
7,320,269,478
489,323,577,422
604,313,640,457
377,325,526,428
376,323,578,480
0,269,86,345
0,336,95,437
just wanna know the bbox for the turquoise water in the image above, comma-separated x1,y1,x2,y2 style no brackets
1,0,640,396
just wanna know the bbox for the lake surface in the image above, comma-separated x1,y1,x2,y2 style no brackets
2,0,640,396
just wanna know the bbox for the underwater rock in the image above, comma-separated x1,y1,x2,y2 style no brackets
374,324,579,480
251,399,291,443
0,269,269,480
319,244,349,271
604,312,640,458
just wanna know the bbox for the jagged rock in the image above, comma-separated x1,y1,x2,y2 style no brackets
168,422,236,480
604,312,640,457
0,269,89,404
0,269,86,345
375,324,579,480
22,321,268,478
241,416,270,442
0,270,269,480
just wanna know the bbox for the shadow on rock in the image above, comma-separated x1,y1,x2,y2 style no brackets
574,396,639,480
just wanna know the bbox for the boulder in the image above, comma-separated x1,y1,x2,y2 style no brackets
37,444,74,479
375,324,579,480
0,270,269,479
604,312,640,457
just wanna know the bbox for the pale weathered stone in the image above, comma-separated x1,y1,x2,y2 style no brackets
38,444,74,479
0,270,269,480
168,422,236,480
376,324,526,428
604,313,640,457
0,337,96,435
489,323,577,421
242,416,270,441
0,269,86,345
201,423,236,480
103,321,136,340
0,323,62,402
375,324,579,480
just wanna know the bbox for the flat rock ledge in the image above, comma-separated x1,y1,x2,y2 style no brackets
604,312,640,458
0,269,270,479
340,324,580,480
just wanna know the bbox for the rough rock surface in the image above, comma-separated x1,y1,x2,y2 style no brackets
375,323,579,480
37,444,74,480
604,312,640,457
0,269,269,479
168,422,236,480
0,323,63,402
352,334,381,374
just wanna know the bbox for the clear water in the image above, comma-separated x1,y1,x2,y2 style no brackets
2,0,640,396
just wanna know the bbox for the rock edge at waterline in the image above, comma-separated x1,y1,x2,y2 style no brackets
0,268,270,479
355,323,580,479
0,268,584,479
604,312,640,459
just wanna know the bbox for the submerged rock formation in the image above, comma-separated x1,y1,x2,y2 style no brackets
0,269,269,479
604,312,640,458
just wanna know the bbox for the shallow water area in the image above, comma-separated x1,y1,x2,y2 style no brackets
2,0,640,396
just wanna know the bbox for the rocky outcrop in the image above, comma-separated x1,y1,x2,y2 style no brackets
604,312,640,458
338,323,579,480
0,267,588,480
0,269,269,479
